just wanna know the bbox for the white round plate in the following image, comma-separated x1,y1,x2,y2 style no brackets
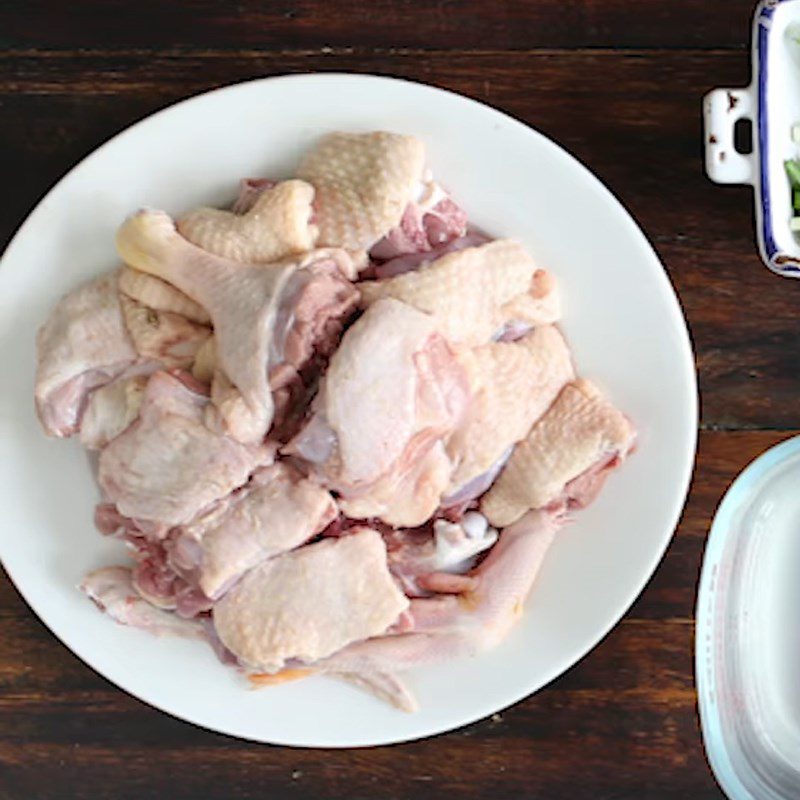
0,73,697,747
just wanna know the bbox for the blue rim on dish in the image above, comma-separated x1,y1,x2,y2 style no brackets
696,434,800,800
757,0,800,275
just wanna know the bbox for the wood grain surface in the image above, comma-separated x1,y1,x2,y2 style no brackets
0,2,785,798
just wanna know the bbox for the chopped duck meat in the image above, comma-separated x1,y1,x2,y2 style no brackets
116,209,355,442
445,326,575,502
118,266,210,325
286,298,469,525
128,535,215,617
310,508,561,711
297,132,425,251
167,463,337,600
359,239,560,346
35,129,637,713
35,271,138,437
500,267,561,331
338,439,453,527
98,371,272,529
177,179,317,263
482,380,636,527
372,232,491,280
231,178,277,214
267,260,359,394
370,178,468,261
388,512,499,596
119,294,211,369
79,375,147,450
213,528,409,672
80,566,206,639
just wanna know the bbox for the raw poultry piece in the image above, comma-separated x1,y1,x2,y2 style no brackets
79,375,147,450
337,440,453,526
119,294,211,369
116,209,356,442
152,463,338,602
118,266,210,325
98,371,272,531
177,179,317,262
286,297,470,526
213,528,409,672
370,174,468,261
231,178,276,214
443,325,575,506
359,239,560,346
372,232,490,280
81,566,206,639
301,509,562,711
297,131,425,251
35,271,138,437
482,379,636,527
387,512,499,596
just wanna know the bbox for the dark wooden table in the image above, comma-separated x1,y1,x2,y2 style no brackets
0,2,789,797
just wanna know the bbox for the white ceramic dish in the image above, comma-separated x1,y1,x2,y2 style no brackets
697,436,800,800
705,0,800,276
0,73,697,747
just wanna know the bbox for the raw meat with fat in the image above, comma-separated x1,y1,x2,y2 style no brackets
482,379,635,527
213,528,409,672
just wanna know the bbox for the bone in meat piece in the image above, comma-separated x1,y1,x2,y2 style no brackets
98,371,272,529
118,266,210,325
231,178,276,214
482,379,635,527
370,176,468,260
358,239,560,345
310,509,561,711
213,528,409,672
119,294,211,369
286,298,469,525
116,209,354,442
445,326,575,498
177,179,317,262
81,566,205,639
297,131,425,251
79,375,147,450
35,271,138,437
170,463,338,600
388,512,499,597
338,439,453,527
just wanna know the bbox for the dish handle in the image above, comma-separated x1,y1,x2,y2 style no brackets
703,86,756,186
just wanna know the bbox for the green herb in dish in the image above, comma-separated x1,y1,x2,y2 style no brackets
786,160,800,232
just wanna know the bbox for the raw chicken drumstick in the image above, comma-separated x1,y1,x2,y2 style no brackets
116,209,356,443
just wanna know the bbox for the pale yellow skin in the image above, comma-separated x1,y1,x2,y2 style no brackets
116,209,353,443
481,379,635,527
446,325,575,495
297,131,425,251
213,529,409,672
177,463,337,599
119,294,211,370
177,179,318,263
118,266,211,325
359,239,560,346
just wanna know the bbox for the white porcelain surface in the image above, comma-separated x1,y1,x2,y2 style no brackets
0,73,697,747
